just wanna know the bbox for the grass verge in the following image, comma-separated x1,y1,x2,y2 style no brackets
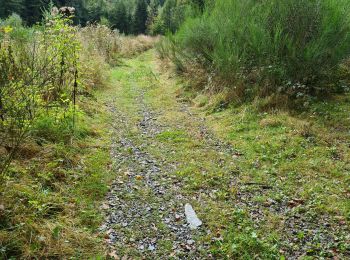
0,87,114,259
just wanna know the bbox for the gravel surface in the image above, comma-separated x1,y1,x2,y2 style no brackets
100,88,208,259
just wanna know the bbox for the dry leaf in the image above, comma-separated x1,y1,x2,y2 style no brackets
108,250,120,259
102,203,109,210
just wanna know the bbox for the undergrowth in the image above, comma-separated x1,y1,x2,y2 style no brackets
0,93,112,258
158,0,350,105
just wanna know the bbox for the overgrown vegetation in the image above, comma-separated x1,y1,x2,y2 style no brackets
159,0,350,105
0,0,201,35
2,0,350,259
0,10,80,175
0,7,157,258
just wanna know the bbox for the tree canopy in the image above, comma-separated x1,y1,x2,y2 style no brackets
0,0,199,35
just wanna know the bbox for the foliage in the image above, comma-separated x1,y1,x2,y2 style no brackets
108,1,129,34
79,23,120,65
148,0,196,35
161,0,350,102
0,100,111,259
0,11,80,175
0,5,159,258
0,0,196,36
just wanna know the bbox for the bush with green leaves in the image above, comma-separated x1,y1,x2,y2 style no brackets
0,11,80,175
164,0,350,99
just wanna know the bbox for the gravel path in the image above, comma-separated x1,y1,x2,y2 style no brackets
99,52,350,259
100,86,208,259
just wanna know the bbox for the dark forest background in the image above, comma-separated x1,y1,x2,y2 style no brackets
0,0,204,34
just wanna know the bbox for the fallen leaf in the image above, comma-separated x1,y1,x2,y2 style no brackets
101,203,109,210
108,250,120,259
136,175,143,180
288,198,304,208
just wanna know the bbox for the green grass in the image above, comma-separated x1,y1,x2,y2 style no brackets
0,83,115,259
207,99,350,216
156,130,189,143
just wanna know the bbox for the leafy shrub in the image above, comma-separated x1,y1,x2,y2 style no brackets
0,11,80,175
164,0,350,100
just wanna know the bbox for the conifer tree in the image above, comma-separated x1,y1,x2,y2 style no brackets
146,0,160,33
132,0,148,34
109,1,128,33
160,0,176,33
0,0,24,19
23,0,43,25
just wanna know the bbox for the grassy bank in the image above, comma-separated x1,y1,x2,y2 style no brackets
0,86,115,258
203,96,350,257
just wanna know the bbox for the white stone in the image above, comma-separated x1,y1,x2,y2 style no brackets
185,203,202,229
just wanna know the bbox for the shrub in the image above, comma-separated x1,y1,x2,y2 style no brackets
0,11,80,175
165,0,350,100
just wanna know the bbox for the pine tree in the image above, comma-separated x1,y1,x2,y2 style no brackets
109,1,128,33
146,0,160,34
160,0,176,33
0,0,25,19
23,0,43,25
125,13,132,34
132,0,148,34
85,0,106,23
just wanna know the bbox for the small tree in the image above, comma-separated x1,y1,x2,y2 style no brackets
159,0,177,33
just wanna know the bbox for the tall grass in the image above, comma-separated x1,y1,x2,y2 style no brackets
161,0,350,101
